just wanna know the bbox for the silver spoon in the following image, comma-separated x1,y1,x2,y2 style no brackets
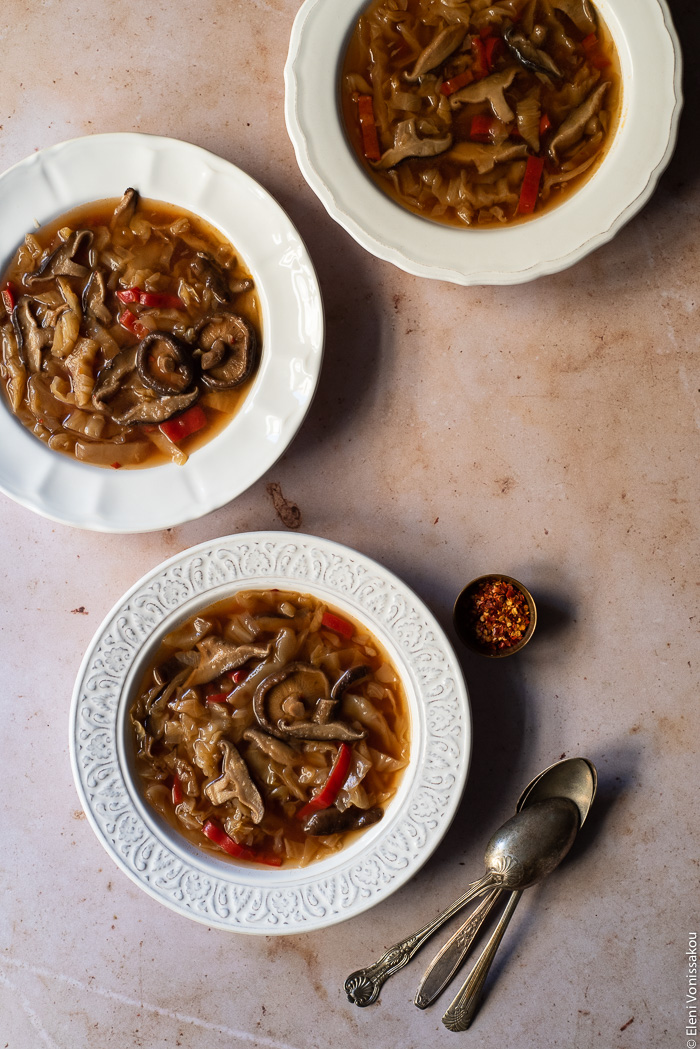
441,767,596,1030
415,756,596,1008
344,770,583,1008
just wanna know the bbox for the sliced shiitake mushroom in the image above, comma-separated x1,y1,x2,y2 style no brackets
136,331,194,396
198,313,257,390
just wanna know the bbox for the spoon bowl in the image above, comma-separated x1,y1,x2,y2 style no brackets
483,797,579,890
517,756,597,826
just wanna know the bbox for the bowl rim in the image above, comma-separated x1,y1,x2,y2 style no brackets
0,132,324,532
69,530,472,934
284,0,683,285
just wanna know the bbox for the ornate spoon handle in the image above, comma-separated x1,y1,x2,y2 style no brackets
414,887,503,1009
344,874,495,1007
442,890,522,1031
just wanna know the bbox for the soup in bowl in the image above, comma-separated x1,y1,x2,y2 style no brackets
341,0,622,227
71,532,471,932
285,0,682,283
130,588,410,868
0,189,260,469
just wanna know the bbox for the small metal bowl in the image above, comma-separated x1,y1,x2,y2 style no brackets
453,574,537,659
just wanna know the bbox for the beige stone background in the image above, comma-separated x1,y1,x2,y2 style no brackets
0,1,697,1046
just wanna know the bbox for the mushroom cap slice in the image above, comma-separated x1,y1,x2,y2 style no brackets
110,387,200,426
446,140,528,175
243,728,298,765
12,297,53,373
280,719,366,742
111,187,138,226
376,118,453,170
191,252,232,304
82,269,112,326
449,67,519,123
552,0,597,34
502,25,562,78
91,345,138,411
186,637,272,687
255,658,369,742
302,805,383,836
204,739,265,823
314,664,372,725
136,330,195,396
405,23,467,81
548,81,609,161
198,313,257,390
24,229,93,287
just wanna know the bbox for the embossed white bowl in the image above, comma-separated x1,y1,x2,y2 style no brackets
284,0,682,285
70,531,471,933
0,134,324,531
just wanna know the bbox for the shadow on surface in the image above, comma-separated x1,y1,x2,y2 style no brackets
637,0,700,211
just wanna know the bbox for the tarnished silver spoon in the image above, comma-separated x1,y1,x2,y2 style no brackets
344,765,585,1008
415,756,596,1008
441,762,597,1031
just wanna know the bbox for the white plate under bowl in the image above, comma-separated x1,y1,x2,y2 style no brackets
284,0,683,285
0,134,324,532
70,531,471,934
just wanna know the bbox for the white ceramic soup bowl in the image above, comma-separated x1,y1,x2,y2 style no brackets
70,531,472,933
284,0,682,285
0,133,324,532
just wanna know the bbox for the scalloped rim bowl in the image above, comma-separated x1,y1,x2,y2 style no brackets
284,0,683,285
0,133,324,532
69,531,472,934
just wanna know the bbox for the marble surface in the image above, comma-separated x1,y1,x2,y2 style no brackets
1,1,697,1046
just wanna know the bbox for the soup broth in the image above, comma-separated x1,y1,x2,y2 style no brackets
342,0,621,227
130,589,410,868
0,190,260,468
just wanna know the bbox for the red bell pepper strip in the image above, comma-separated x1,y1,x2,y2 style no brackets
118,286,182,309
117,286,141,304
138,291,183,309
172,774,184,806
321,611,354,638
470,36,489,79
356,95,381,162
517,155,545,214
296,743,352,819
582,33,610,69
470,114,493,142
206,691,230,705
202,819,282,866
118,308,150,340
159,404,207,443
483,35,502,69
228,668,248,683
2,282,16,314
440,69,474,96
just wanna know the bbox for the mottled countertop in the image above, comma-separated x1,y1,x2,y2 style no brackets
1,2,697,1047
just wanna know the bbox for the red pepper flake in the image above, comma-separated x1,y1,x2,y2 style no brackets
464,578,531,652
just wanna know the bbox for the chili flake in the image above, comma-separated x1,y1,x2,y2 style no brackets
465,578,531,652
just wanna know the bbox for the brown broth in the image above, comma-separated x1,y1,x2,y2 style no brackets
0,193,261,468
342,0,621,227
130,590,411,868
